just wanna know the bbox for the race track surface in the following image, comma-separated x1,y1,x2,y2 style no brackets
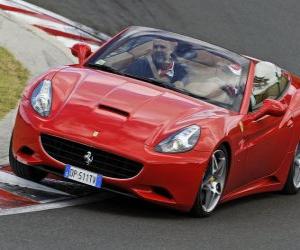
1,1,300,249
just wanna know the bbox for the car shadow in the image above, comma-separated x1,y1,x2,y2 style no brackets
79,194,188,219
219,192,281,210
76,190,286,219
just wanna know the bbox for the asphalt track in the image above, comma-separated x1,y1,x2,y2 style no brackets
1,1,300,249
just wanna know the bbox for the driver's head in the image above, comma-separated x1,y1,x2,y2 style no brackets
152,39,176,69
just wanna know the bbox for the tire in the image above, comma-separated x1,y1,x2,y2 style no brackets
9,137,48,182
191,145,228,217
283,143,300,194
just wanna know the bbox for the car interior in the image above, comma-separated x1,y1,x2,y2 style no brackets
100,39,243,106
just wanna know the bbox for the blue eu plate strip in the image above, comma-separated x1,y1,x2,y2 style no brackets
96,175,102,188
64,164,71,178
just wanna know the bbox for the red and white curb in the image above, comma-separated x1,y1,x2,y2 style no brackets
0,0,110,51
0,165,112,216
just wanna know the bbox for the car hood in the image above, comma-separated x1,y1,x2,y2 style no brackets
45,67,231,152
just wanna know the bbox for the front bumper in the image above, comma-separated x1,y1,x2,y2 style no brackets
11,102,211,212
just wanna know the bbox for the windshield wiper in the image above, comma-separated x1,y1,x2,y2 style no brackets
87,63,169,87
87,64,159,84
87,63,121,74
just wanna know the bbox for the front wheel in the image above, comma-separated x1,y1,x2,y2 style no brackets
191,145,228,217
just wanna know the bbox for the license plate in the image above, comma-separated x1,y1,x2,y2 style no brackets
64,164,102,188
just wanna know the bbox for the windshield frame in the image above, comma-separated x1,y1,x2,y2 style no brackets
86,26,250,112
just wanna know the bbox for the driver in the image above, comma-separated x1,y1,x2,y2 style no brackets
125,38,187,87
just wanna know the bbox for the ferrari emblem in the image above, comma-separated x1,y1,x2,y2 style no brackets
239,121,244,133
92,131,99,137
84,151,93,165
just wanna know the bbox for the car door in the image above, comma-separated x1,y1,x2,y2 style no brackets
239,95,294,186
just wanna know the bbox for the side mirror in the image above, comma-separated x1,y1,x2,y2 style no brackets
250,99,287,121
71,43,92,65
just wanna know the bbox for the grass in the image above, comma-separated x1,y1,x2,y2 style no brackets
0,47,29,119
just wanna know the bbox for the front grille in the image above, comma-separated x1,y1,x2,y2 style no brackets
41,134,143,179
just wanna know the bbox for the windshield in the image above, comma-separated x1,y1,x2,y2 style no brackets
87,27,250,111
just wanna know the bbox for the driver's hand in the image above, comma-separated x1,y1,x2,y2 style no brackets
221,84,239,96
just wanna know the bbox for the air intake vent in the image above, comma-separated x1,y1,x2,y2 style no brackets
98,104,130,117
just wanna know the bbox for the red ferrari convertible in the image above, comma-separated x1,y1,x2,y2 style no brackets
9,26,300,217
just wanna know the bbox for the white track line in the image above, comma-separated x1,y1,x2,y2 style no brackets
0,0,110,50
0,171,71,196
11,0,110,40
0,192,113,216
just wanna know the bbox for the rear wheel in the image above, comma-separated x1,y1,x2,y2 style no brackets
9,137,47,182
191,145,228,217
283,143,300,194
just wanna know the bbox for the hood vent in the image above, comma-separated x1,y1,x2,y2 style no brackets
98,104,130,117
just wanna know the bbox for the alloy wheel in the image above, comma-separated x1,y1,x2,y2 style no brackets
200,149,227,213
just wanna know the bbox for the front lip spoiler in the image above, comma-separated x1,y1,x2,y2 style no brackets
32,165,137,199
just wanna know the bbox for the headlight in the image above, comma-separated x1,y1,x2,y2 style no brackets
31,79,52,117
155,125,201,153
